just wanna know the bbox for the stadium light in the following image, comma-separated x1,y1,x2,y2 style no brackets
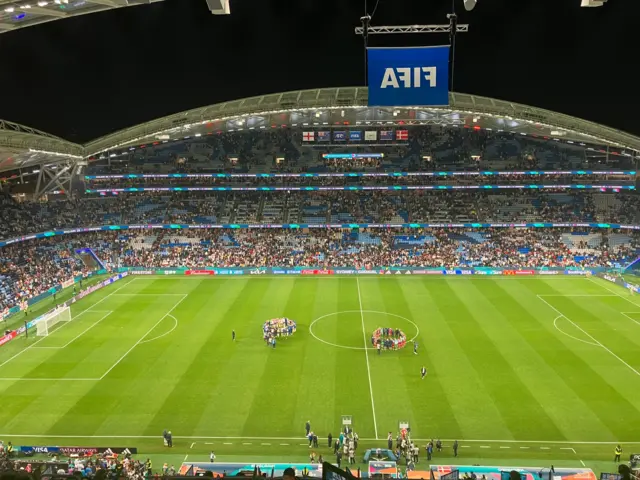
463,0,477,11
581,0,607,5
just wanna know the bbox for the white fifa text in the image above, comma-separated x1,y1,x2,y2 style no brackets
380,67,437,88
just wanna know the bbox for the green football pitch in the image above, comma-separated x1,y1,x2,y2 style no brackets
0,275,639,471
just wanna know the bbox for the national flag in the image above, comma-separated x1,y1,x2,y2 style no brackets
302,131,315,142
365,131,377,141
318,131,331,142
349,131,362,141
396,130,409,140
380,130,393,141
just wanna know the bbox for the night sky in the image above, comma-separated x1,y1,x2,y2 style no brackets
0,0,636,143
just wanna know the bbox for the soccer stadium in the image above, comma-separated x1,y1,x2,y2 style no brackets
0,2,639,480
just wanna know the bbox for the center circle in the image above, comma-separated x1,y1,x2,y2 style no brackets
309,310,419,350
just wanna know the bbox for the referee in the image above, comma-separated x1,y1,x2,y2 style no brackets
421,366,427,379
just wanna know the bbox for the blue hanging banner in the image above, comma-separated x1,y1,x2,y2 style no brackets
367,45,450,107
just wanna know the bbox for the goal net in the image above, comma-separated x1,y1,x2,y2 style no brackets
36,306,72,337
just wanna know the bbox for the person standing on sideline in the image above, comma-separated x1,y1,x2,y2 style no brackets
328,433,333,448
377,343,381,355
413,341,418,355
209,451,216,463
421,366,427,379
453,440,459,457
305,421,311,437
232,330,236,341
387,432,393,450
614,445,622,462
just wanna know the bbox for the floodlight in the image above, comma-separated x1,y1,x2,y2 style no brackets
463,0,477,11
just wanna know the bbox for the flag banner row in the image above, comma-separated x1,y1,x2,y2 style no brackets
302,130,409,142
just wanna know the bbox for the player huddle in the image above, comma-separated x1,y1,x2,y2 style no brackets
263,317,297,347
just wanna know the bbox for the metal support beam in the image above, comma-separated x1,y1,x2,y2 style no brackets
355,24,468,34
34,161,77,199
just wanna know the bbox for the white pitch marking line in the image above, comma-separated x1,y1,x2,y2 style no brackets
461,446,470,448
112,293,187,296
139,314,178,345
620,312,640,327
0,377,98,381
57,311,114,349
183,455,188,462
537,295,640,377
280,443,289,446
0,308,97,369
99,294,189,380
309,310,419,351
190,442,195,449
243,443,252,445
0,275,136,369
560,447,577,454
261,443,271,446
553,316,599,347
1,434,639,445
356,276,378,440
580,460,586,467
499,446,510,449
520,447,530,449
223,442,232,445
480,446,490,449
205,442,214,445
587,277,640,308
540,447,550,450
538,294,618,297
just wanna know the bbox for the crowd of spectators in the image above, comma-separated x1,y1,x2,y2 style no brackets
1,227,637,312
2,191,639,241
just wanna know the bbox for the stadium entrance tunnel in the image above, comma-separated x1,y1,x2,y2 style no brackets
309,310,419,350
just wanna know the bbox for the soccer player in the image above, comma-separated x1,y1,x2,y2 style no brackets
421,366,427,379
413,341,418,355
210,451,216,463
232,330,236,341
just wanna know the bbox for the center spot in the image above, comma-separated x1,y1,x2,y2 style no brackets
309,310,419,350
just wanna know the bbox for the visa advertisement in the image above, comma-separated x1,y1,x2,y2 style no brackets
367,45,450,107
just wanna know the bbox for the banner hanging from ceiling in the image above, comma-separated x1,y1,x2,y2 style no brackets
367,45,450,107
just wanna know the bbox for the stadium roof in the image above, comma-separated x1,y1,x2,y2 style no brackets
1,87,639,173
0,0,230,34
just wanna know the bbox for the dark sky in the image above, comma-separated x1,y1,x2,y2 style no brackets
0,0,637,143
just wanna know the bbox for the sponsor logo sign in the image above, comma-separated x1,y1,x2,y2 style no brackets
564,270,590,275
131,270,154,275
538,270,560,275
250,269,267,275
515,270,535,275
185,270,215,275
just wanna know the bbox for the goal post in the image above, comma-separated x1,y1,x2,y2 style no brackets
36,306,72,337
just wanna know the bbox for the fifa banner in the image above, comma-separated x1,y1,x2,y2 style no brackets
367,45,450,107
